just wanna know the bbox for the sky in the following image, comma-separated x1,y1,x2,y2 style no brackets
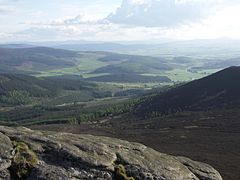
0,0,240,42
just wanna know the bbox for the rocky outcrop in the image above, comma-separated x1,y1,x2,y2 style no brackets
0,126,222,180
0,132,12,179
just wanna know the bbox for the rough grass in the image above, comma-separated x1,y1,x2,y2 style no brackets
10,141,38,179
115,164,135,180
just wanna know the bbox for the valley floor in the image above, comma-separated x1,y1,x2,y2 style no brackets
30,108,240,180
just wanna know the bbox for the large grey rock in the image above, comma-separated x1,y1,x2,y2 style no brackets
0,131,13,179
0,126,222,180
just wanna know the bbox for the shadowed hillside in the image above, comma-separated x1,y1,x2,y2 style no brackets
135,66,240,116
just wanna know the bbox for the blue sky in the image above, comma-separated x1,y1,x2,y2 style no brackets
0,0,240,42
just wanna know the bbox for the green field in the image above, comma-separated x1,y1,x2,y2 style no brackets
0,46,225,86
34,51,219,84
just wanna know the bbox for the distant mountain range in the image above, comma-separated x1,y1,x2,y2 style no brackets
0,44,35,49
136,67,240,116
2,39,240,58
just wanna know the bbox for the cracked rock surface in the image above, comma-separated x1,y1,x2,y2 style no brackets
0,126,222,180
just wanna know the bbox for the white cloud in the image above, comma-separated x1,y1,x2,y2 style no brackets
3,0,240,42
0,5,15,15
127,0,152,5
105,0,220,27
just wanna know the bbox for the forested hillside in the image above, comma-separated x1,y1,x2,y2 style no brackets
135,66,240,117
87,73,171,83
0,74,95,106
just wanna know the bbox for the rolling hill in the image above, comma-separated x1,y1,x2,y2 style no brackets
0,46,177,82
0,45,216,83
0,47,172,75
93,54,172,74
135,66,240,116
0,47,78,73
